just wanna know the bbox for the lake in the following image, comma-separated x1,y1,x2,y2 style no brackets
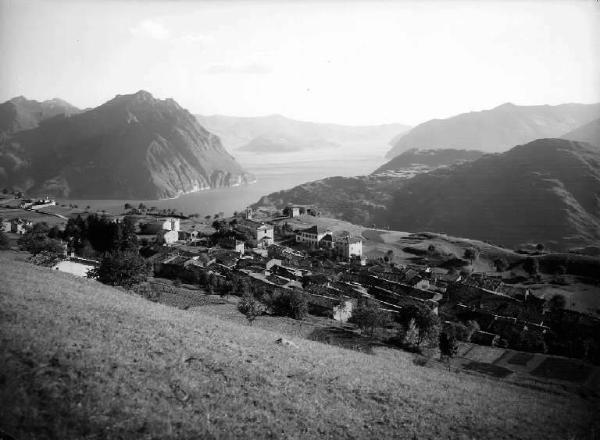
62,149,387,217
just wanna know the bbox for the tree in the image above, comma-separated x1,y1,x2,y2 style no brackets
0,231,10,250
124,203,133,210
237,292,264,325
493,257,509,272
88,250,151,288
396,305,441,347
402,318,420,348
138,203,147,211
439,332,459,370
523,257,539,276
18,223,65,255
349,299,391,336
547,294,566,312
463,248,479,265
535,243,545,252
271,289,309,320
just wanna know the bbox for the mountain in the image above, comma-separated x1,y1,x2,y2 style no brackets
196,114,409,154
372,148,486,176
238,133,340,153
254,139,600,249
0,96,81,136
561,118,600,147
385,103,600,159
0,91,253,199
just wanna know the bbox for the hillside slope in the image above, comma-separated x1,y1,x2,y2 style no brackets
0,252,596,439
0,91,253,199
254,139,600,249
372,148,486,175
383,139,600,248
385,102,600,158
562,118,600,147
0,96,81,136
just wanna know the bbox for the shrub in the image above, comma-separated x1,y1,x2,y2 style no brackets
349,298,391,336
463,248,479,265
523,257,539,276
402,318,420,348
0,231,9,250
439,331,459,360
271,289,309,320
493,257,509,272
237,292,264,325
443,321,471,342
88,250,151,288
395,305,441,347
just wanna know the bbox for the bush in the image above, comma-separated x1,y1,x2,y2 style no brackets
88,250,151,288
271,289,309,320
18,232,64,255
395,305,441,347
439,331,459,360
493,257,509,272
349,299,391,336
237,292,264,325
523,257,539,276
0,231,10,250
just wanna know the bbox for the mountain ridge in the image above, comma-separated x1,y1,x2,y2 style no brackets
254,138,600,249
385,102,600,158
0,90,253,199
196,113,410,154
0,96,81,136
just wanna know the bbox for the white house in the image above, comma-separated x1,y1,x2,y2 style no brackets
335,236,363,258
295,225,330,247
256,224,274,246
157,229,179,245
30,198,56,210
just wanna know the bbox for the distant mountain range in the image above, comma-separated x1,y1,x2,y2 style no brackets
0,96,81,136
196,114,410,154
372,148,486,176
385,102,600,158
561,118,600,146
254,139,600,249
0,91,253,199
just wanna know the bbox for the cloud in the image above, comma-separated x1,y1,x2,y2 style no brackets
178,33,214,45
130,20,170,40
204,62,272,75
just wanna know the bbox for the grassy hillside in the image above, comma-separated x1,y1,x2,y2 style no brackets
0,252,597,439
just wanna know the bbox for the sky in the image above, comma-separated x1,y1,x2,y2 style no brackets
0,0,599,126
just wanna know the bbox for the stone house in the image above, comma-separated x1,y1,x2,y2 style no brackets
295,225,330,247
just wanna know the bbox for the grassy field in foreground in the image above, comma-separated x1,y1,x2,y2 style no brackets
0,252,598,439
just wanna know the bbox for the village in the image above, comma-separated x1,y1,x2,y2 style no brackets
2,191,600,371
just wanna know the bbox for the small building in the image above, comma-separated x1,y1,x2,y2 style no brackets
219,237,245,254
295,225,330,247
143,217,180,234
334,236,363,259
284,205,301,218
157,229,179,245
10,218,32,234
30,197,56,210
